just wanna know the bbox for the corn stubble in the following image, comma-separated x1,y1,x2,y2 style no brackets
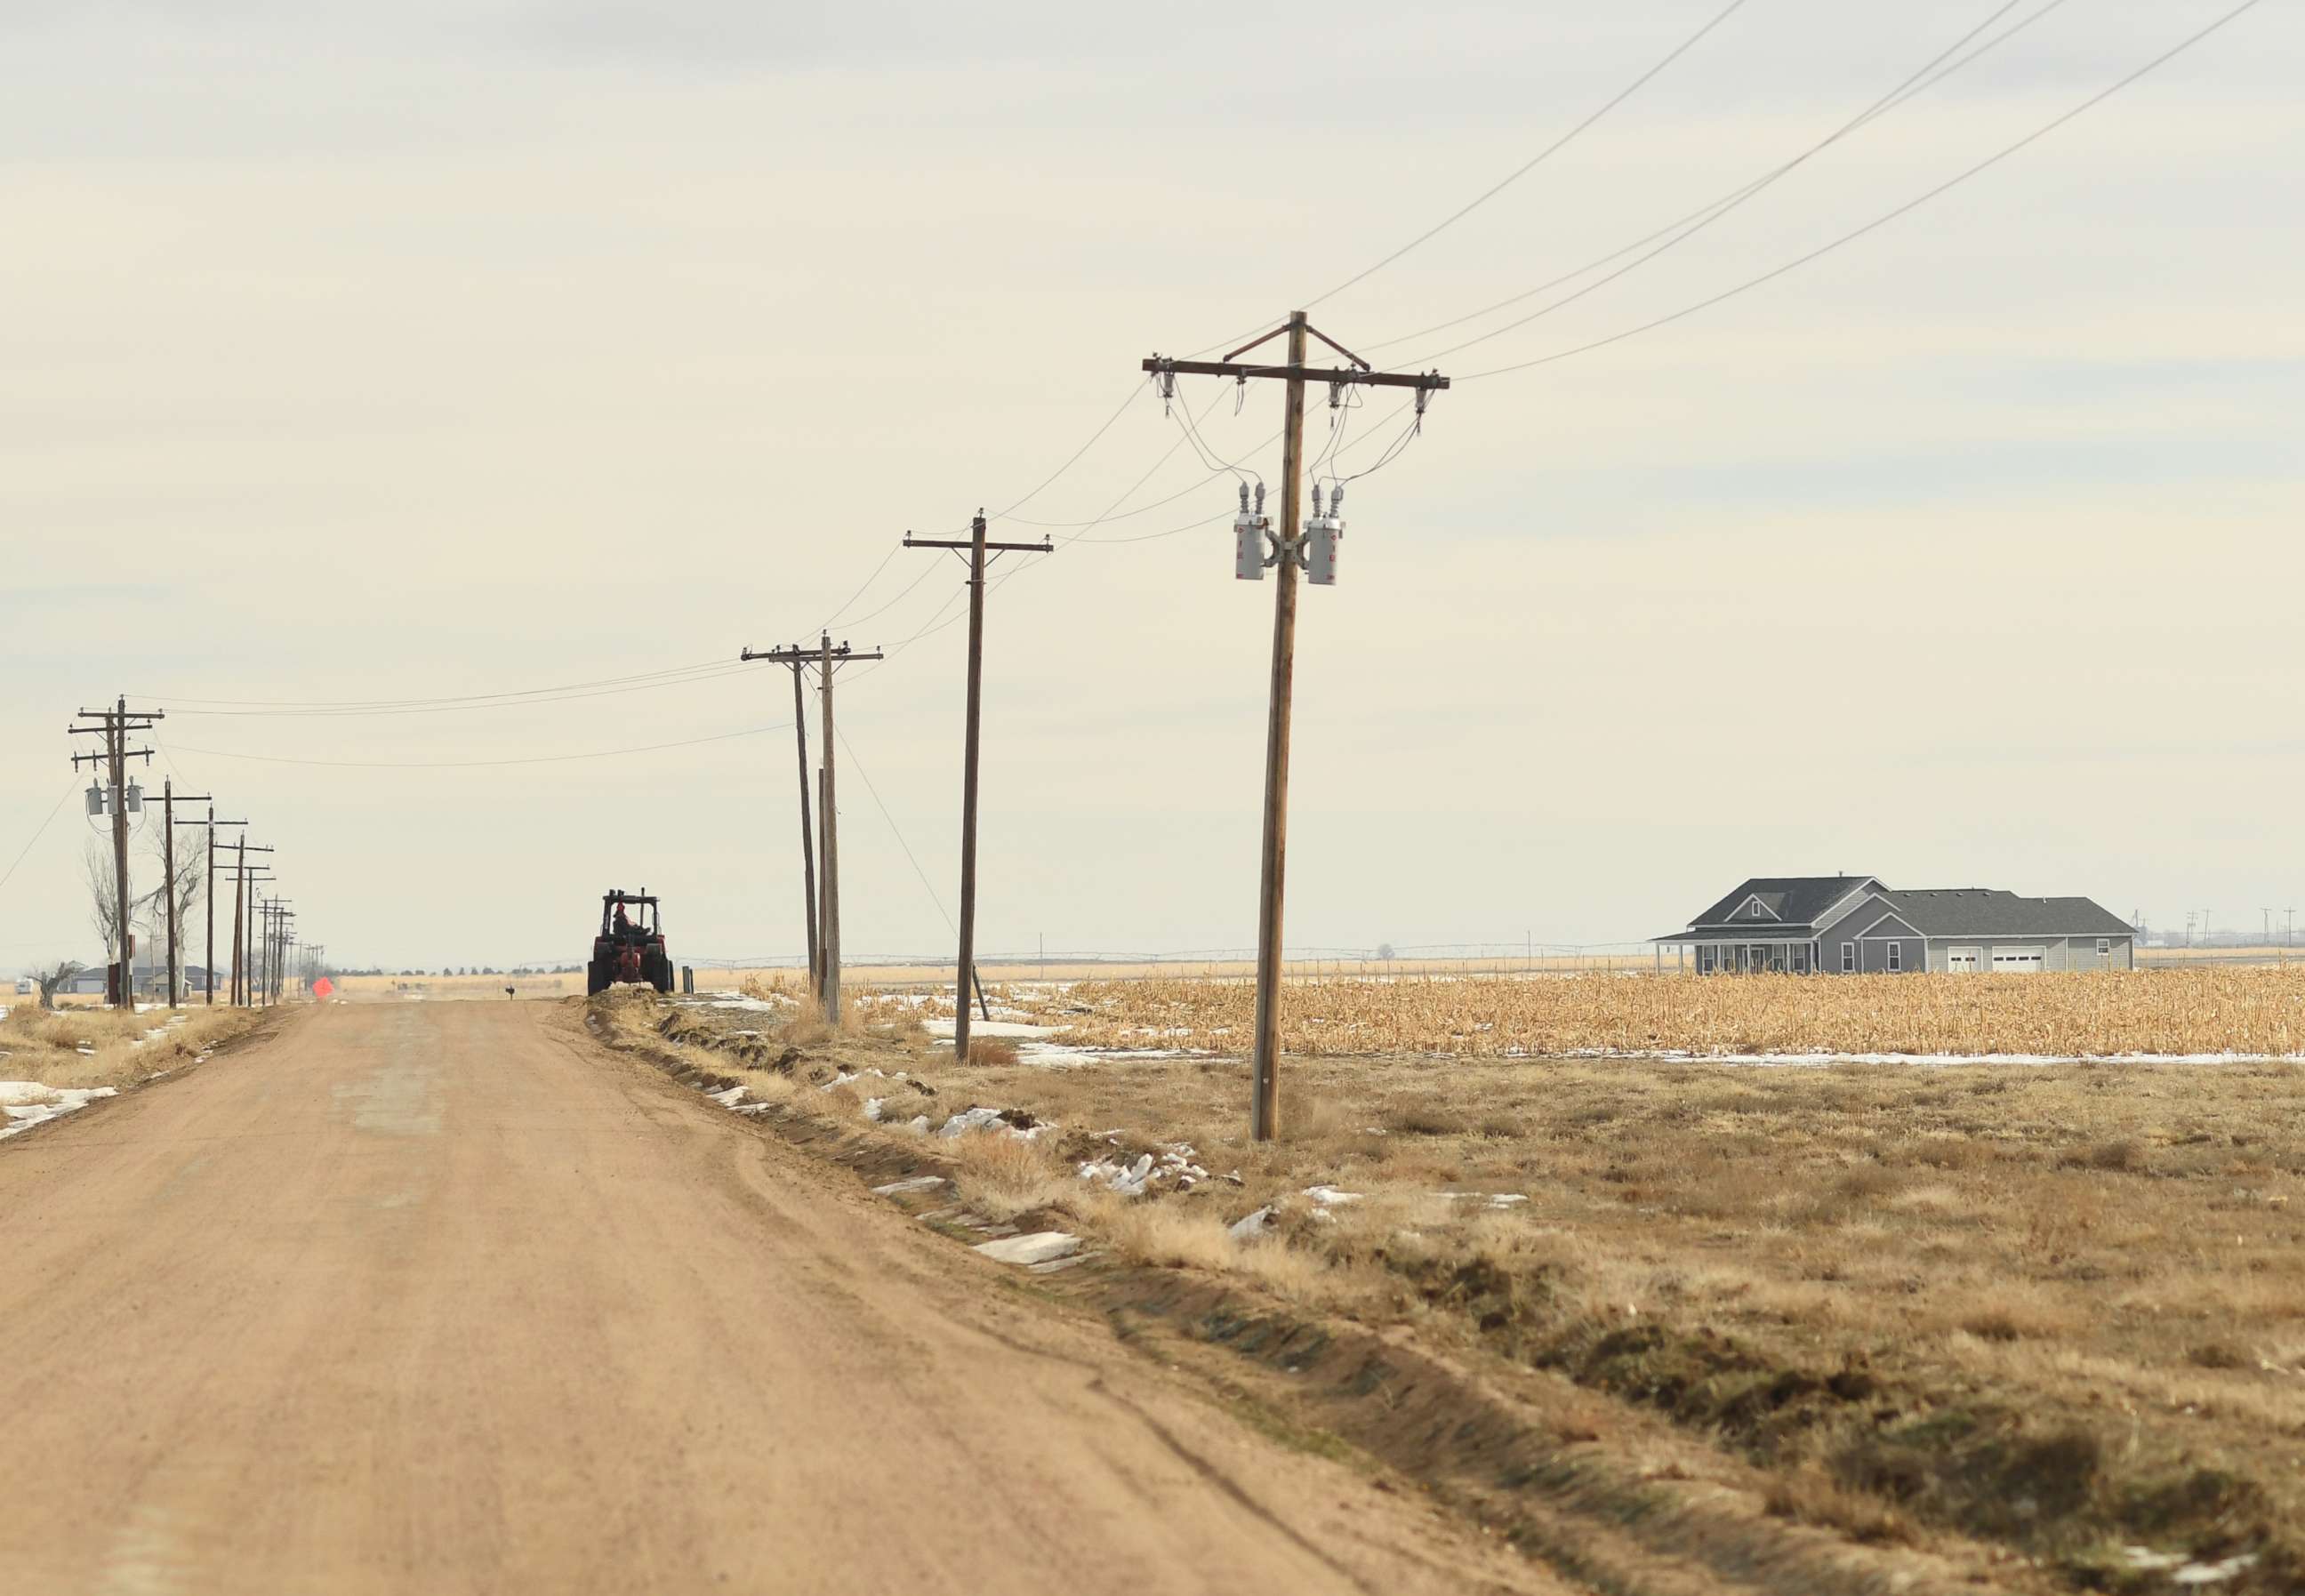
1040,966,2305,1058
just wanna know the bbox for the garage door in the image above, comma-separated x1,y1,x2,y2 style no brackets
1991,948,2045,973
1948,949,1980,973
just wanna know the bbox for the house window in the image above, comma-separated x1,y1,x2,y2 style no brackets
1888,942,1902,972
2097,938,2111,957
1841,944,1855,974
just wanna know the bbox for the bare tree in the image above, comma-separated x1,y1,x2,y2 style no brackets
149,839,203,993
83,838,182,988
83,838,124,956
29,961,85,1010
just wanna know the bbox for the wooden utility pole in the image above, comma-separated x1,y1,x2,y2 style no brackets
231,840,246,1005
68,698,163,1007
233,845,271,1007
819,632,841,1022
737,634,883,1020
162,782,213,1008
738,646,823,988
904,511,1051,1063
204,813,248,1005
1141,317,1447,1140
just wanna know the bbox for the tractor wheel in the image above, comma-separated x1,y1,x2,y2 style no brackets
586,958,606,997
648,950,673,993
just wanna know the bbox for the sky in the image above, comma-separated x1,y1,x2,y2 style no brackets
3,0,2301,974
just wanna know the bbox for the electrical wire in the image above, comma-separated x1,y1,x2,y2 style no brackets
812,541,904,633
142,656,740,712
158,662,763,718
1388,0,2068,366
1301,0,1755,315
984,381,1148,524
169,723,792,769
831,725,957,934
0,781,80,897
1456,0,2265,383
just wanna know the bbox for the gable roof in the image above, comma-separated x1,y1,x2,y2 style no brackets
1691,876,1876,928
1884,890,2132,939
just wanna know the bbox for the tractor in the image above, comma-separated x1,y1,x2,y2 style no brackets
588,889,673,996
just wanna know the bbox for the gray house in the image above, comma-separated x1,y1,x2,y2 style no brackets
1656,876,2136,974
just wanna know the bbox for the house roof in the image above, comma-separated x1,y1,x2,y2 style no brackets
1653,925,1829,943
1691,876,1875,928
1883,890,2132,939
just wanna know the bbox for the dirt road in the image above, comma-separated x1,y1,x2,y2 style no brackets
0,999,1559,1595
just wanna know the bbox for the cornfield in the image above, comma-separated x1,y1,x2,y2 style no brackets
1032,967,2305,1058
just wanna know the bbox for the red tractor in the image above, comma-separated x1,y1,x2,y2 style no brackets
588,889,673,996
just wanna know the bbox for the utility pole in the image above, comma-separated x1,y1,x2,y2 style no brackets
204,813,248,1005
1142,316,1447,1140
2263,908,2273,948
739,645,825,988
904,511,1051,1063
68,698,163,1007
162,782,213,1008
738,635,884,1021
229,842,274,1006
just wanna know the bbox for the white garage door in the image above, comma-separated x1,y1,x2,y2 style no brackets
1948,949,1981,973
1991,948,2045,973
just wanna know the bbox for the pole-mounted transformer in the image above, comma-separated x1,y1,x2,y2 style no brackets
1305,483,1345,586
1233,481,1270,581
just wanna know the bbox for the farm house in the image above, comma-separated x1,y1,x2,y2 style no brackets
1655,876,2136,974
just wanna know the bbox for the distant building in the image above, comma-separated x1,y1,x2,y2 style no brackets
46,961,231,999
1655,876,2136,974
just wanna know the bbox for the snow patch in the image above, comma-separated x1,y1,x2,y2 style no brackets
871,1175,947,1197
1229,1206,1276,1240
1078,1140,1209,1196
973,1231,1080,1266
935,1106,1052,1141
0,1080,118,1140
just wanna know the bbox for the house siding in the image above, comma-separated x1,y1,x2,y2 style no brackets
1928,935,2136,972
1819,894,1907,974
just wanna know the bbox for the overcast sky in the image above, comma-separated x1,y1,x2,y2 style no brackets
4,0,2300,974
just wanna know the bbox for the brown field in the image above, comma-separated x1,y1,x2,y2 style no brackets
610,986,2305,1592
319,951,1650,1004
1016,966,2305,1059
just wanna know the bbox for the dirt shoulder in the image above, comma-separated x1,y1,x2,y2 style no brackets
601,988,2305,1594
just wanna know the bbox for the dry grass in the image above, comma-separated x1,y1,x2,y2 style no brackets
609,986,2305,1589
0,1003,262,1091
1024,966,2305,1058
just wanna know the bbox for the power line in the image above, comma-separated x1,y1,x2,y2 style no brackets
168,723,791,770
154,662,761,718
1300,0,1755,314
141,656,739,712
0,781,79,897
1458,0,2265,383
1374,0,2065,361
832,725,957,934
